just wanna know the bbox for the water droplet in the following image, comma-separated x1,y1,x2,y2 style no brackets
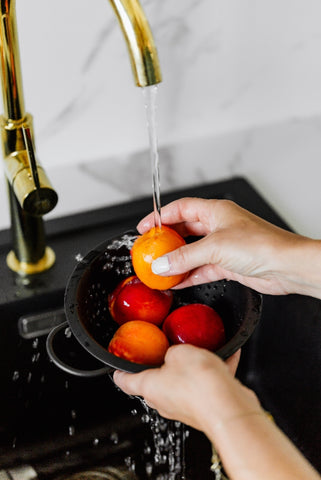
93,438,99,446
70,409,77,420
131,409,138,416
110,432,119,444
12,371,19,381
75,253,83,262
144,445,152,455
32,352,40,363
141,414,150,423
124,456,136,472
32,338,39,349
68,425,75,436
145,462,153,476
64,327,72,338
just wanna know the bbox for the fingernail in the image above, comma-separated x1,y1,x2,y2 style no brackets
152,255,170,274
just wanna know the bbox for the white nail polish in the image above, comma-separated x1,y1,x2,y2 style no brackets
152,256,170,274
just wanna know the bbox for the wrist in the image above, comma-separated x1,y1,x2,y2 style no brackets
206,407,320,480
278,236,321,299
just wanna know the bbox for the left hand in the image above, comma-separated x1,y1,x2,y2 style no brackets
113,345,260,434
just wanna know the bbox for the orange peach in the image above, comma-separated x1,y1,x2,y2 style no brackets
131,225,186,290
108,320,169,365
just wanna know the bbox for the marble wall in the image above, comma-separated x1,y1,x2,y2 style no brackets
16,0,321,165
1,0,321,236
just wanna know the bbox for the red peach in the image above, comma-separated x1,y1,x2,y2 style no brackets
108,320,169,365
108,276,173,326
162,303,225,351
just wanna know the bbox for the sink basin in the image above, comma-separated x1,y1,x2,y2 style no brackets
0,176,320,476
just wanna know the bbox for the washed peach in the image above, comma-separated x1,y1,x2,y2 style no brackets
108,276,173,326
162,303,225,351
108,320,169,365
131,225,186,290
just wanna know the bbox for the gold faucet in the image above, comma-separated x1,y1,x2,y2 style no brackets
0,0,162,276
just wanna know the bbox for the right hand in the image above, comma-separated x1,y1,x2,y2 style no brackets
137,197,321,298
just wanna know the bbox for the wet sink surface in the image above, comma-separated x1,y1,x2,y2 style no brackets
0,176,320,475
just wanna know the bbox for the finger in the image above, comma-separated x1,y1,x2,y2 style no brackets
152,234,218,276
137,198,215,234
136,211,156,233
171,264,230,289
226,350,241,376
113,370,145,396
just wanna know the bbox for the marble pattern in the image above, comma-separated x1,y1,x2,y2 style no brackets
1,1,321,238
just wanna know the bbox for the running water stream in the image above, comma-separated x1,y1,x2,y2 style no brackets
139,86,192,479
143,85,162,230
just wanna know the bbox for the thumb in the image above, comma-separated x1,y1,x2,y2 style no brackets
152,235,216,276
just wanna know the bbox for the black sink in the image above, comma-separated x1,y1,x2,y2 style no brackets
0,176,320,476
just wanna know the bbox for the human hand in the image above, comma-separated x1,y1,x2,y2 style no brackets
113,344,260,434
137,198,321,298
114,344,321,480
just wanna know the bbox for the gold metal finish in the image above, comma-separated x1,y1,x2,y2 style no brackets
110,0,162,86
7,247,55,275
0,0,25,120
0,0,58,274
0,0,162,275
1,114,58,216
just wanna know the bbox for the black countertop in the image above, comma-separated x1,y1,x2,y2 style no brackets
0,176,319,475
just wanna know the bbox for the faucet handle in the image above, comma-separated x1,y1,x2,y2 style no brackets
16,123,58,216
22,125,40,189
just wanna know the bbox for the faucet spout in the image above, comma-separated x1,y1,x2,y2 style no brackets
0,0,161,275
109,0,162,87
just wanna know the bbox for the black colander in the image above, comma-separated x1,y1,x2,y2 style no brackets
47,231,262,376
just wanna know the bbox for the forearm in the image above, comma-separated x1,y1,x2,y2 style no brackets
205,411,320,480
277,236,321,299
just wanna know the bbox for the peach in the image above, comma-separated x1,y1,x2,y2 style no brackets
130,226,186,290
162,303,225,351
108,276,173,326
108,320,169,365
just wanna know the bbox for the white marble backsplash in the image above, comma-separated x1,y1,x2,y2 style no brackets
1,1,321,238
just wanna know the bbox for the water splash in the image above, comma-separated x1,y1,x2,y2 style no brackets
75,253,84,262
102,233,136,275
133,398,188,479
